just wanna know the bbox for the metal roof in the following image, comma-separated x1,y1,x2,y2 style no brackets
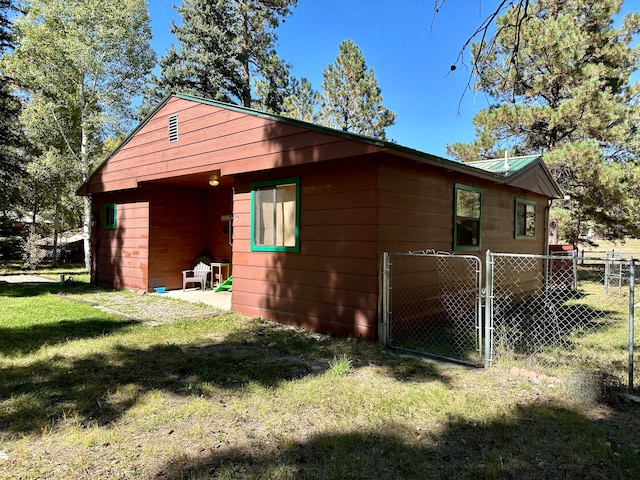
465,155,542,177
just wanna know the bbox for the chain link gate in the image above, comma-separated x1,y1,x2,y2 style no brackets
381,250,637,389
486,251,637,389
381,252,483,366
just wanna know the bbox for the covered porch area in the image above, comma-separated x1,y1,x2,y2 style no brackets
141,170,235,293
159,288,232,310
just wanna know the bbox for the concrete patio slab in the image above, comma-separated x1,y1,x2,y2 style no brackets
0,274,58,284
157,288,232,311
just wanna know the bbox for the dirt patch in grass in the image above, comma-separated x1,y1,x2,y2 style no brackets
61,290,223,325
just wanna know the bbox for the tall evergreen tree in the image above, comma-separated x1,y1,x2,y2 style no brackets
0,0,25,231
279,76,319,122
318,39,396,140
4,0,156,269
447,0,640,243
156,0,296,110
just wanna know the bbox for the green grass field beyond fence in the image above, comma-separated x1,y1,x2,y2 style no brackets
1,274,640,479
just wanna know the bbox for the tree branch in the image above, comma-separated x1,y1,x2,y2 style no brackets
48,104,80,162
434,0,531,112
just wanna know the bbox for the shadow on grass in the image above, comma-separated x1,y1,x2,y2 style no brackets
0,280,136,355
493,288,626,359
154,404,640,479
0,279,103,298
0,318,138,356
0,323,449,433
0,279,451,434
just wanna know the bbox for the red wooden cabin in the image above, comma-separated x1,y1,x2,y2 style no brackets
78,93,562,340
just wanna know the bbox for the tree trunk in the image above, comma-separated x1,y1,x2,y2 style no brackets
82,195,91,271
241,8,252,108
80,98,92,272
52,189,60,267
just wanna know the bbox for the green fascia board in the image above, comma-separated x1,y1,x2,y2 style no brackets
79,91,557,195
171,93,515,183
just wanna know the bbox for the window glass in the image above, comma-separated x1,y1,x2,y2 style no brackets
515,199,536,239
454,185,481,250
104,203,116,230
251,179,299,252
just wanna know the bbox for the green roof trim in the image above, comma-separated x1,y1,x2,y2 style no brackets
172,93,513,182
79,92,562,198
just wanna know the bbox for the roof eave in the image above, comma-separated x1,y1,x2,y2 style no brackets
76,93,176,196
502,157,564,199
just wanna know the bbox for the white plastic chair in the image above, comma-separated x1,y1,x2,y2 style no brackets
182,261,210,291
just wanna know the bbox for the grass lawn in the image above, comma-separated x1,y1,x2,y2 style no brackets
1,275,640,479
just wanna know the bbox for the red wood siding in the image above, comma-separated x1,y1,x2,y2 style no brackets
92,185,233,292
92,194,149,292
230,159,380,339
82,97,387,195
377,159,548,255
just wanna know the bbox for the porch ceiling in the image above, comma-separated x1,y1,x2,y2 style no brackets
139,171,234,189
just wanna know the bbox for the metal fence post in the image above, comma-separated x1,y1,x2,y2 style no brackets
484,249,493,368
629,258,635,391
572,249,578,291
379,252,391,345
475,257,483,363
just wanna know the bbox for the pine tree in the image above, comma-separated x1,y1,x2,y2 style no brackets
157,0,296,110
279,77,319,122
318,39,396,140
447,0,640,243
0,0,25,227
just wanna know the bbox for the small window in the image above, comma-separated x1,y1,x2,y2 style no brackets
104,203,116,230
251,178,300,252
515,198,536,239
168,114,178,142
454,184,481,251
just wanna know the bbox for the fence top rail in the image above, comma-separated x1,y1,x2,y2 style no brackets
389,251,482,261
580,250,640,259
491,251,636,263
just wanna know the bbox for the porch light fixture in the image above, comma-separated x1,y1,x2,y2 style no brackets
208,172,220,186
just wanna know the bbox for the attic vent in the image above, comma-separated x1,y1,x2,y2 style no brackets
168,114,178,143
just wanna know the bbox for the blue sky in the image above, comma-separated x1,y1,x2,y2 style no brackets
147,0,638,158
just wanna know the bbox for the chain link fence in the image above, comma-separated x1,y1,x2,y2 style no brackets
381,249,638,390
382,252,483,365
489,252,637,389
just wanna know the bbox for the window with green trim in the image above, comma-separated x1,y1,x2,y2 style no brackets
515,198,536,239
251,178,300,252
104,203,116,230
454,184,481,250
